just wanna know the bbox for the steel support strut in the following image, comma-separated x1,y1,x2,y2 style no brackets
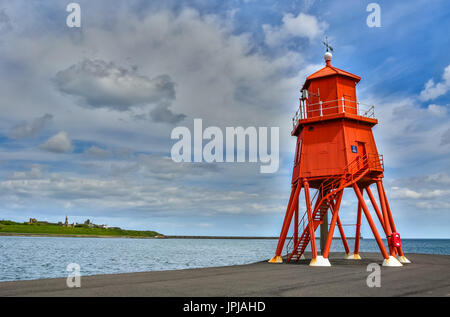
354,197,363,256
323,191,344,259
336,216,350,254
380,181,407,258
376,180,395,256
366,186,385,230
352,183,390,260
294,196,299,247
270,183,302,262
304,180,317,259
330,197,350,254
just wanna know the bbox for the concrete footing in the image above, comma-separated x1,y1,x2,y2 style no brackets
268,255,283,263
310,255,331,267
382,255,403,267
396,255,411,264
345,253,362,260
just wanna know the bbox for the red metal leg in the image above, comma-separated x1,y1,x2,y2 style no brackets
323,191,344,258
365,186,385,230
354,195,363,255
294,198,299,247
336,216,350,254
330,196,350,254
353,183,389,260
380,181,405,257
274,183,301,257
376,180,395,256
331,195,350,254
304,180,317,259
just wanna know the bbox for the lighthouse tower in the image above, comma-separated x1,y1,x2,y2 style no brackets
269,49,411,267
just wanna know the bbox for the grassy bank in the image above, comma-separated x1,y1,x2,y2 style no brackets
0,220,162,238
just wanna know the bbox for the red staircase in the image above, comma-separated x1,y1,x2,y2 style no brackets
285,154,383,261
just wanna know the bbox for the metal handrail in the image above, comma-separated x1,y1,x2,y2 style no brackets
292,98,375,127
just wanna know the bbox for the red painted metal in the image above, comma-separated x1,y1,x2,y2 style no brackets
304,180,318,259
381,182,405,257
329,198,350,254
353,184,389,260
274,184,301,257
376,180,395,256
323,191,344,258
271,56,407,264
294,198,299,247
336,216,350,254
354,199,362,255
365,186,385,229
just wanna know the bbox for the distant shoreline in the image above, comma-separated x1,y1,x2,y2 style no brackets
0,219,161,238
0,232,358,240
0,232,160,239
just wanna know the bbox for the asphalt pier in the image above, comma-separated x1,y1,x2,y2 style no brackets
0,253,449,297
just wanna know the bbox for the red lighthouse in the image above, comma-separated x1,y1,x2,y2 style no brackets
269,50,411,267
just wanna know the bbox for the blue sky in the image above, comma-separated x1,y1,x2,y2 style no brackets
0,0,449,238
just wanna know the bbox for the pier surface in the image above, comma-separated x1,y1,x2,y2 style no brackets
1,253,449,297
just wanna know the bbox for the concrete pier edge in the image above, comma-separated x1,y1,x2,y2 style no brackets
0,252,449,297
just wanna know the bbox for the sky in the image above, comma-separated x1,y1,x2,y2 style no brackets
0,0,449,238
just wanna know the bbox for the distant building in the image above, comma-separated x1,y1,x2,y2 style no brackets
63,216,74,227
29,218,37,224
84,219,94,228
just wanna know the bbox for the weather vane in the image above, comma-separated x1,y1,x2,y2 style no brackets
322,36,334,52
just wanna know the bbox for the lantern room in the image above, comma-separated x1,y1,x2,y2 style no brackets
301,51,361,117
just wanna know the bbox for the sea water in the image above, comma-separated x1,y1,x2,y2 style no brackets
0,236,449,282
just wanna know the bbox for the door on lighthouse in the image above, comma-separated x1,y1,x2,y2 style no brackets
357,141,367,170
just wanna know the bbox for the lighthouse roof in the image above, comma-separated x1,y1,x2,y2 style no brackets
302,63,361,89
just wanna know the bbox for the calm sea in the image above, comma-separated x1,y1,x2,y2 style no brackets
0,236,449,282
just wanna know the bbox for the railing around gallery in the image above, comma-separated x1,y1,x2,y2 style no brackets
292,98,375,128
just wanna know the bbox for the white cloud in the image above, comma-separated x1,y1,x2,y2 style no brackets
419,64,450,101
40,131,73,153
136,154,220,180
8,113,53,139
387,172,450,213
54,59,185,124
427,104,447,116
0,165,284,217
0,9,12,32
423,172,450,185
441,128,450,145
363,96,450,168
0,7,316,152
12,164,45,179
263,12,327,47
84,146,111,158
